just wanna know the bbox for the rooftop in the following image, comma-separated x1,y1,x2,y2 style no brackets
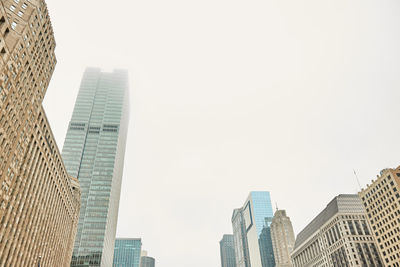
293,194,364,250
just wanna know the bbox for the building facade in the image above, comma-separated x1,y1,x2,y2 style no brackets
232,192,275,267
291,194,382,267
140,256,155,267
64,68,130,267
113,238,142,267
0,1,80,266
232,208,251,267
141,250,148,257
359,166,400,267
270,210,295,267
220,234,237,267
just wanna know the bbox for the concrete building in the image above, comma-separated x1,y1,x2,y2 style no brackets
0,1,81,266
64,68,130,267
220,234,237,267
232,208,251,267
232,191,275,267
359,166,400,267
113,238,142,267
291,194,382,267
140,256,155,267
270,210,295,267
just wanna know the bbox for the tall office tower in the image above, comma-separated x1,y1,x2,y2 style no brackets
113,238,142,267
232,209,251,267
140,256,155,267
270,210,295,267
232,192,275,267
220,234,237,267
291,194,382,267
64,68,130,267
0,1,81,266
359,166,400,266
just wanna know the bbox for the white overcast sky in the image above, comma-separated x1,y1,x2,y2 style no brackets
43,0,400,266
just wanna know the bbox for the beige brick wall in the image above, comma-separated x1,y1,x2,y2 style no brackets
0,0,80,266
359,167,400,267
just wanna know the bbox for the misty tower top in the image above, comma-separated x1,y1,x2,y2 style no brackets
62,68,130,267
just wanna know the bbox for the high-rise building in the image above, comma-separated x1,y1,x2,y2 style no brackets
291,194,382,267
113,238,142,267
232,191,275,267
140,256,155,267
359,166,400,266
64,68,130,267
232,208,251,267
270,210,295,267
220,234,237,267
141,250,148,257
0,1,80,266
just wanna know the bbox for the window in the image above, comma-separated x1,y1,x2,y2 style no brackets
14,0,20,3
17,11,23,17
10,5,16,11
11,22,17,30
22,3,27,9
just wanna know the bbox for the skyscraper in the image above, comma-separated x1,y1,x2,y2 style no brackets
63,68,130,267
232,209,251,267
270,210,295,267
220,234,237,267
140,256,155,267
232,192,275,267
113,238,142,267
291,195,382,267
0,1,80,266
359,166,400,266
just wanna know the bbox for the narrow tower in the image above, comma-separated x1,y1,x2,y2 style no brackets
231,208,251,267
270,210,295,267
63,68,130,267
220,234,237,267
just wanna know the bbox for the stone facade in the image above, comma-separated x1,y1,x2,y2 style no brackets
291,195,382,267
271,210,295,267
359,166,400,267
0,0,80,266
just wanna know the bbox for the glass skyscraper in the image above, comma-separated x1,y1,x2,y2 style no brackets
62,68,130,267
113,238,142,267
233,192,275,267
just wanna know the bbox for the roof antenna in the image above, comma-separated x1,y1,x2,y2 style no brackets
353,169,362,190
275,202,279,212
